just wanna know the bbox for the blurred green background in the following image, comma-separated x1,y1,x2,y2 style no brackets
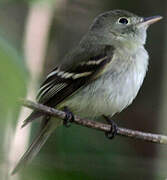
0,0,167,180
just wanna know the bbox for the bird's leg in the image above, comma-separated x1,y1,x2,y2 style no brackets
103,115,118,139
63,106,74,127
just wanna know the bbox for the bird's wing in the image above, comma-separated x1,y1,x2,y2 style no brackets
22,45,114,127
37,45,114,106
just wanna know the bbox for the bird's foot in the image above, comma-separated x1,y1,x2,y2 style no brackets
63,106,74,127
103,115,118,139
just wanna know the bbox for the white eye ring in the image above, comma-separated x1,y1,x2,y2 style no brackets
118,17,129,25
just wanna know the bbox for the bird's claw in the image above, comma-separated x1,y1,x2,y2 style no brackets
103,115,118,139
63,106,74,127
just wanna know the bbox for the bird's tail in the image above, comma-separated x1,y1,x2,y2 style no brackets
21,111,44,128
11,116,58,175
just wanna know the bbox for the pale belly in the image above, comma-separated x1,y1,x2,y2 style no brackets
61,68,146,119
60,47,148,119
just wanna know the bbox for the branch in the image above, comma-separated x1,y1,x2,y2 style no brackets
22,100,167,145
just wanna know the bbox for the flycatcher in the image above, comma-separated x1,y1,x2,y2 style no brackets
12,9,162,174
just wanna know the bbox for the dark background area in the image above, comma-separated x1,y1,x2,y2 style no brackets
0,0,167,180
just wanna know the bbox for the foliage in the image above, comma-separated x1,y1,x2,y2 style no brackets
0,36,27,125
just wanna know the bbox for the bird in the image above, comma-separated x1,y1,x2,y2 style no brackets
11,9,162,174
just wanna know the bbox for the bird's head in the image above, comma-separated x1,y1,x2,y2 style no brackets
89,10,162,46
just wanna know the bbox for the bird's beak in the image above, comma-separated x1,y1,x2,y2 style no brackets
138,15,163,27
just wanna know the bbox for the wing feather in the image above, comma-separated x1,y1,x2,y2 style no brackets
37,45,114,107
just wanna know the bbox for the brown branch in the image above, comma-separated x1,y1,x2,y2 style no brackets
22,99,167,145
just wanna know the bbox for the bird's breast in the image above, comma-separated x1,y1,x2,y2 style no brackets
63,46,149,119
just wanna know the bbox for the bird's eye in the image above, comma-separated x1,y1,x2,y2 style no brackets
118,17,129,25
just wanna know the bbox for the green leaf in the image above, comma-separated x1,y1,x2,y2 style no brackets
0,36,28,125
